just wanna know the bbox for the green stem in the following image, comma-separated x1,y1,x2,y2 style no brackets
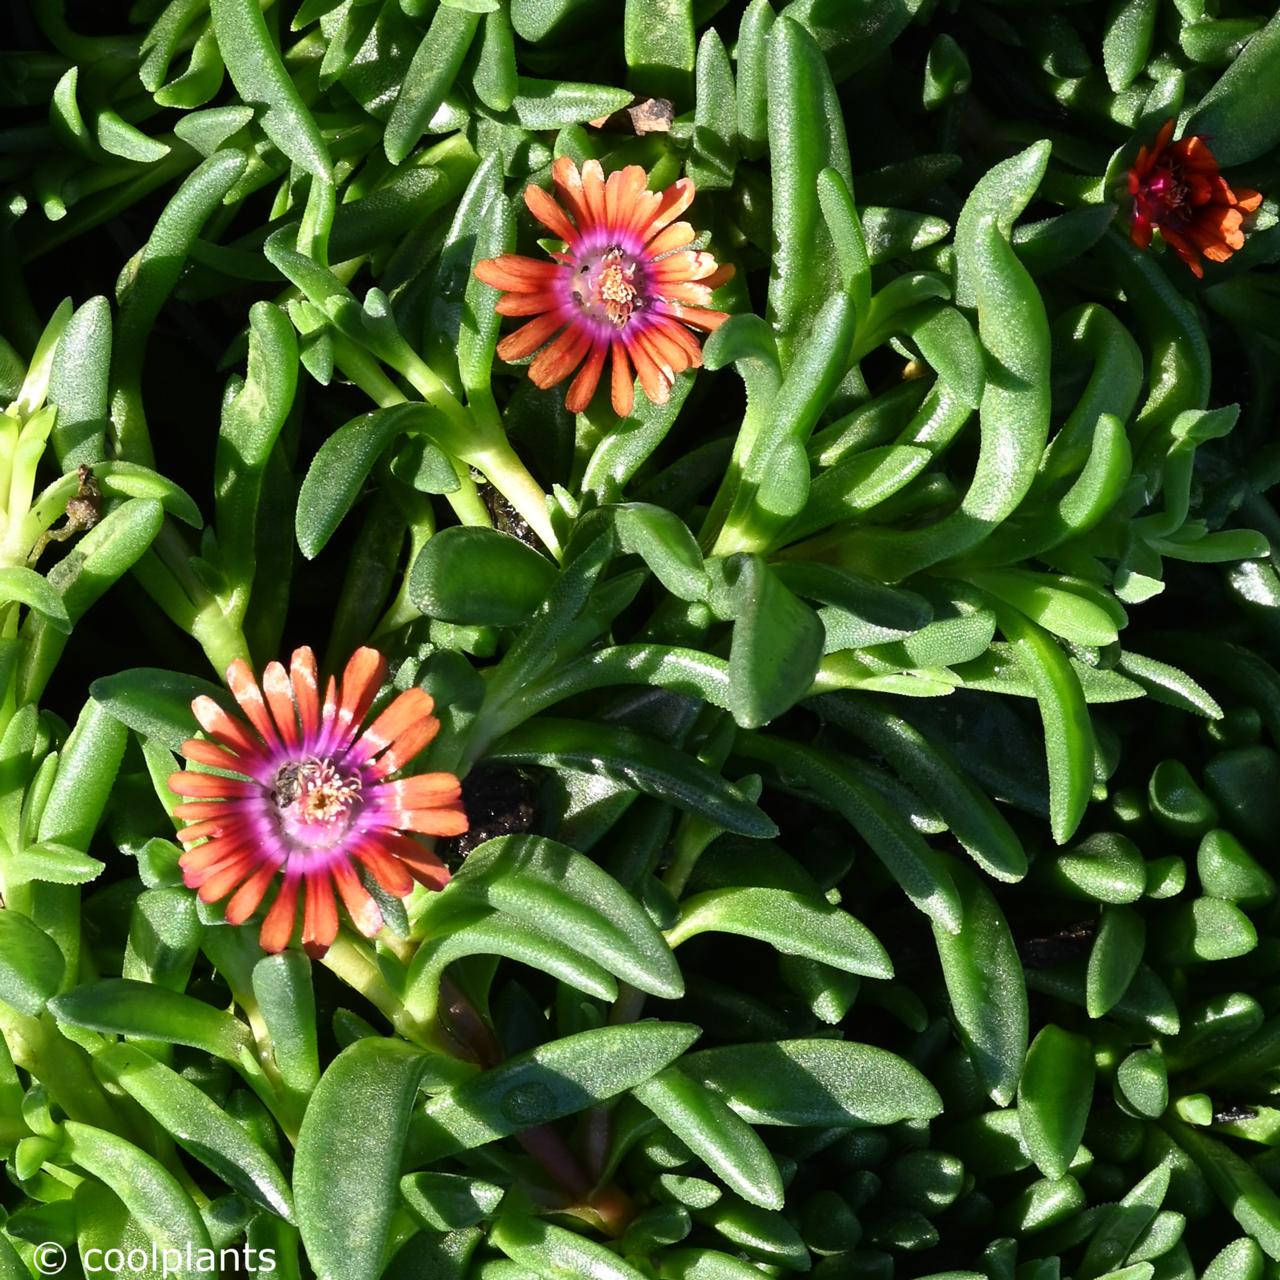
331,344,487,536
709,499,777,559
333,338,406,410
0,1008,120,1134
0,601,21,734
189,599,252,679
334,341,549,550
471,438,560,553
400,359,560,558
130,550,198,633
444,463,493,531
660,813,723,899
370,511,434,646
149,524,250,678
237,993,302,1145
320,934,434,1048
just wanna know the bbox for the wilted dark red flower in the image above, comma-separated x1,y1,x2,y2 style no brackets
1128,119,1262,278
170,647,466,956
475,157,732,418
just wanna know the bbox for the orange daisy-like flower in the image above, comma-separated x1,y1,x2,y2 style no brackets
474,157,733,418
169,647,467,957
1128,119,1262,278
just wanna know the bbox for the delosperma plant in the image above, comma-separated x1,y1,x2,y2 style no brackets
5,0,1280,1277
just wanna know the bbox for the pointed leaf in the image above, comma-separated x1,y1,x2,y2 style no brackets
295,1039,429,1280
682,1039,942,1127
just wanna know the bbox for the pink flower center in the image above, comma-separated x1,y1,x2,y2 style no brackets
272,756,363,848
1137,167,1189,226
573,247,644,329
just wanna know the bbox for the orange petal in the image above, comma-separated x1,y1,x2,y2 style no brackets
1191,206,1240,244
404,859,450,891
704,263,735,291
632,327,676,384
606,165,648,234
619,174,662,240
565,341,609,413
1178,135,1218,174
195,851,258,903
331,859,384,937
385,773,463,808
655,279,714,308
354,840,415,898
529,325,593,390
627,333,673,406
353,687,437,765
174,801,224,820
260,876,301,953
656,301,728,333
474,254,562,292
389,837,451,890
175,814,249,844
646,221,696,258
610,339,635,418
692,308,730,333
192,697,258,757
168,771,256,799
291,647,321,741
397,806,470,837
180,835,251,876
497,311,567,362
644,322,699,376
227,660,280,749
335,648,387,746
301,872,340,956
367,719,443,780
261,662,298,748
1210,177,1235,206
224,861,281,925
643,179,695,242
580,159,608,230
1185,173,1215,206
1160,228,1204,277
525,184,579,245
552,156,590,229
650,250,722,283
1220,216,1246,249
178,737,246,773
650,316,703,363
497,291,563,318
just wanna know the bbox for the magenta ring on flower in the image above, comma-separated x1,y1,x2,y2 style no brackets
169,646,467,956
474,156,733,418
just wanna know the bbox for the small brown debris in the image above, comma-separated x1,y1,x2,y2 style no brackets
62,465,103,534
589,98,675,135
29,465,103,565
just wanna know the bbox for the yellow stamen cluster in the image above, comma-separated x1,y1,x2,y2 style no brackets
274,758,362,824
596,250,639,328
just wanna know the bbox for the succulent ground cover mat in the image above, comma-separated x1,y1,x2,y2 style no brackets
5,0,1280,1277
